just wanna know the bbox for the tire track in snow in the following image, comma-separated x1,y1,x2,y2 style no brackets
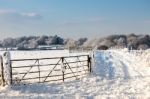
95,50,144,80
107,51,130,79
115,51,144,78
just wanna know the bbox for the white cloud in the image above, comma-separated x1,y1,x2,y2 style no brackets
0,9,42,21
21,12,42,19
0,9,16,14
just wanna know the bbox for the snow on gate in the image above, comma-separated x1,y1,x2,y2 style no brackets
0,51,91,85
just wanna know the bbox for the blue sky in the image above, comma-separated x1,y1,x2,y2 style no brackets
0,0,150,39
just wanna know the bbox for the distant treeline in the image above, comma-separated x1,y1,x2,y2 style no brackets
83,34,150,50
0,34,150,50
0,35,64,50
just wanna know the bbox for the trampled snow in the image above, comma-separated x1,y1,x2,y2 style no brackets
0,49,150,99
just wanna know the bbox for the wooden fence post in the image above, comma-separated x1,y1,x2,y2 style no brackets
2,51,12,85
0,56,5,86
37,59,41,83
88,55,92,73
61,57,65,82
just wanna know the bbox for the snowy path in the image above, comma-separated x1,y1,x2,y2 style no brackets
96,51,133,79
0,50,150,99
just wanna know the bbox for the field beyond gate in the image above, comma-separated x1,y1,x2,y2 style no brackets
10,55,91,84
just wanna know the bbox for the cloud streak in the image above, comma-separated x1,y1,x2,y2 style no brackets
0,9,42,21
0,9,16,14
21,13,42,19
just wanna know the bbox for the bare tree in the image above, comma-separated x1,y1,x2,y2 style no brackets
76,38,87,46
27,39,38,49
36,35,48,45
64,38,77,49
138,44,149,50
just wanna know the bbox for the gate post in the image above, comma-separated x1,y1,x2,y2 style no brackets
88,55,92,73
2,51,12,85
61,57,65,82
0,56,5,86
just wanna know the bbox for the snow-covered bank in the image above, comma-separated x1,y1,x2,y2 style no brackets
0,49,150,99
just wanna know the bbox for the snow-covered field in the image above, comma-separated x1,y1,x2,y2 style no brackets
0,49,150,99
0,50,88,59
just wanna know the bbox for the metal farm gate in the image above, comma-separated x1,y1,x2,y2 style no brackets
9,55,91,84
